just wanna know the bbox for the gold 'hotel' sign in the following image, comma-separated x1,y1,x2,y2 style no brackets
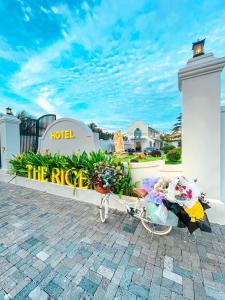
51,129,75,140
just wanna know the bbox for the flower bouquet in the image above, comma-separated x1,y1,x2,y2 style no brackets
142,176,211,233
92,166,121,194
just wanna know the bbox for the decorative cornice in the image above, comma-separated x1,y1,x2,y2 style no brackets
178,54,225,91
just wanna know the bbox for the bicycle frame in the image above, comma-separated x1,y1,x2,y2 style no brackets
101,192,147,222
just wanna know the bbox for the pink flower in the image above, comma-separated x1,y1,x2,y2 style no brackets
181,193,187,197
186,189,192,199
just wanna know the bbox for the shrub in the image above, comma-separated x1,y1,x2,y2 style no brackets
136,153,146,159
130,157,139,162
150,150,161,157
162,145,175,154
176,147,182,155
166,149,181,162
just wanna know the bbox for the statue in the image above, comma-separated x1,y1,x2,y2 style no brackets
114,130,125,154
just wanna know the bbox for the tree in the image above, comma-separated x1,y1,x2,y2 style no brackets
88,123,114,140
16,110,35,121
172,113,182,133
171,113,182,147
160,133,172,143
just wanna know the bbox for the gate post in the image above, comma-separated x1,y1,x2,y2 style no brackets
178,49,225,199
0,114,20,170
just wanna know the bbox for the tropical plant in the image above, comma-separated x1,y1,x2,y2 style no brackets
114,163,138,197
9,151,137,196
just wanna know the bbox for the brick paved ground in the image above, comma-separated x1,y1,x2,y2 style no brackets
0,182,225,300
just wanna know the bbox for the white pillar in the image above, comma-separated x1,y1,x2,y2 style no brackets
221,106,225,202
0,115,21,170
178,53,225,199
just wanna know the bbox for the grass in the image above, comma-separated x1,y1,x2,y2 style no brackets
120,154,182,164
120,154,162,163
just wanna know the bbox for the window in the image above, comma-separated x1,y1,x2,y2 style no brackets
134,128,142,139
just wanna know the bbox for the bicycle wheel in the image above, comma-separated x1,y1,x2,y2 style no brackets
99,194,109,223
140,210,172,236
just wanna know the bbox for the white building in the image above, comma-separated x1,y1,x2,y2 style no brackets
127,121,162,151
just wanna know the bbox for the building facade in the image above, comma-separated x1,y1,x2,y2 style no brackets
127,121,162,151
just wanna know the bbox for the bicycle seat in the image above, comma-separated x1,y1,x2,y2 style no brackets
133,188,148,198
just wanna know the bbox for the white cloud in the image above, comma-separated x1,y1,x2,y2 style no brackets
24,14,30,22
40,6,50,14
35,87,61,116
51,6,59,14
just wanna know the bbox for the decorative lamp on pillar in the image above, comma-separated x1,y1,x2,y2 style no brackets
192,39,205,58
5,107,13,115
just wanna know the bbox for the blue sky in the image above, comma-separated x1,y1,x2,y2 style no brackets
0,0,225,132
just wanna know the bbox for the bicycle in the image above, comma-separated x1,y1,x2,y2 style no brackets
97,187,172,236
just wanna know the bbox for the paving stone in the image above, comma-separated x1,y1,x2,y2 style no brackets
183,277,194,299
102,258,118,271
152,266,163,285
24,266,39,279
163,269,183,285
115,286,136,299
26,237,39,247
173,265,193,279
205,285,225,300
97,265,114,280
29,286,49,300
79,277,98,295
149,283,161,300
161,278,182,295
104,282,118,300
1,181,225,300
0,290,6,300
36,251,49,261
93,277,110,299
119,268,134,289
164,256,173,271
44,280,64,299
159,286,172,299
60,284,84,299
0,277,16,294
129,282,149,298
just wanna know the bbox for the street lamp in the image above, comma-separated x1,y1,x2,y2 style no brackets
5,107,13,115
192,39,205,58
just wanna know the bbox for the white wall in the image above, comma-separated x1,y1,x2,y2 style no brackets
99,139,114,152
128,120,148,138
221,106,225,202
39,118,98,155
0,115,20,170
179,53,225,199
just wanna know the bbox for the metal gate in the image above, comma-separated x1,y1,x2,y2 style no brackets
20,114,56,153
